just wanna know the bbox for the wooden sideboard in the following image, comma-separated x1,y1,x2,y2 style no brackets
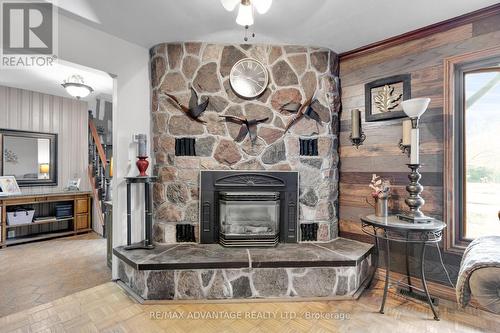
0,191,92,248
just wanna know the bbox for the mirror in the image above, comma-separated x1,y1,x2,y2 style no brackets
1,129,57,187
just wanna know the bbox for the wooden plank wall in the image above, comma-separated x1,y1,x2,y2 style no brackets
0,85,89,194
339,13,500,284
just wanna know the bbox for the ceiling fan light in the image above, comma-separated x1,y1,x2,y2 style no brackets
252,0,272,14
236,2,254,26
220,0,240,12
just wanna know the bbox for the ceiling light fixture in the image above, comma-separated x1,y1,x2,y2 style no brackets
236,1,254,26
62,74,93,99
221,0,272,26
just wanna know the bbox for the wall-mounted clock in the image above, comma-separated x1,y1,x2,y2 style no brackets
229,58,269,99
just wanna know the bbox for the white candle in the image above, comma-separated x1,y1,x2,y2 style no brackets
402,119,411,146
351,109,360,139
410,127,419,164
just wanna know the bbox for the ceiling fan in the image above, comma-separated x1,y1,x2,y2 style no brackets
220,0,273,26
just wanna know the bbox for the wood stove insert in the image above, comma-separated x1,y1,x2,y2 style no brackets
200,171,298,246
219,192,280,247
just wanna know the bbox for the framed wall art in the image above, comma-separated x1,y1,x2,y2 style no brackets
0,176,21,196
364,74,411,122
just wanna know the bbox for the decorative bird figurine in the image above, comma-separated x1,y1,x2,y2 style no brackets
165,87,209,123
282,95,324,133
219,115,269,144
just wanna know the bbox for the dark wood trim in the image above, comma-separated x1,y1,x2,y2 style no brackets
338,231,373,244
339,3,500,61
443,45,500,254
454,54,500,244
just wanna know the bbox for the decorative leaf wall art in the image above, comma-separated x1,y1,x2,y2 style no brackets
165,87,209,123
373,84,402,113
364,74,411,122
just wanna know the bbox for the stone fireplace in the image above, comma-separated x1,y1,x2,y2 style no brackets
150,42,341,244
199,170,298,246
114,42,374,303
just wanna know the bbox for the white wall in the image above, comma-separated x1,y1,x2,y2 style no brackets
56,14,150,279
0,85,89,193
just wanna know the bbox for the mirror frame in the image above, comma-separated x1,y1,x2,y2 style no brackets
0,129,58,187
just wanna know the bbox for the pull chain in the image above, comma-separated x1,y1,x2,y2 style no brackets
244,25,256,42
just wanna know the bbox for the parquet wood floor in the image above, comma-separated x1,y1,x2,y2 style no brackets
0,232,110,317
1,279,499,333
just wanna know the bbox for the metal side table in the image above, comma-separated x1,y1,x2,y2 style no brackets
361,214,446,321
124,176,157,250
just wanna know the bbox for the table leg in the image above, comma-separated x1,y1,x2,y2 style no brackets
366,235,379,289
405,234,412,292
144,182,154,248
126,182,131,246
379,237,390,314
420,243,440,321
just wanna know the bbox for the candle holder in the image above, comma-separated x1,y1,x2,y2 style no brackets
397,164,434,223
398,139,411,157
133,134,149,176
349,132,366,149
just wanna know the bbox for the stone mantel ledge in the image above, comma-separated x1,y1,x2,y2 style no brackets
114,238,373,271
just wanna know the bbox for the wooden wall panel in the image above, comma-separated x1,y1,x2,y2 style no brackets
0,85,89,194
340,25,473,74
338,13,500,285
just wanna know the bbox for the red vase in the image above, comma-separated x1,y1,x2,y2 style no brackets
136,156,149,177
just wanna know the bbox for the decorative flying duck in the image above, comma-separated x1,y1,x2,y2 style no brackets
165,87,209,123
281,93,323,133
219,115,269,144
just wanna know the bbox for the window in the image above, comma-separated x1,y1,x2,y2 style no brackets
444,47,500,253
462,66,500,239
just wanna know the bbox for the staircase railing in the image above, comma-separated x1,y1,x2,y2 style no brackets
88,111,112,235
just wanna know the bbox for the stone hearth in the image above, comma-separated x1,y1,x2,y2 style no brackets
150,42,340,244
114,238,373,301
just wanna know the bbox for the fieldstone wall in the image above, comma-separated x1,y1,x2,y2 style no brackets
118,255,371,301
150,42,340,243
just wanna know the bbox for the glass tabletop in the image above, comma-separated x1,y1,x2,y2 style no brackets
360,214,446,232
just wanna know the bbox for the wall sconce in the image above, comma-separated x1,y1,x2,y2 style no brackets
349,109,365,148
399,119,411,157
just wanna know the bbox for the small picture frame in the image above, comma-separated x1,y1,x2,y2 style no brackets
0,176,22,196
364,74,411,122
66,178,81,191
